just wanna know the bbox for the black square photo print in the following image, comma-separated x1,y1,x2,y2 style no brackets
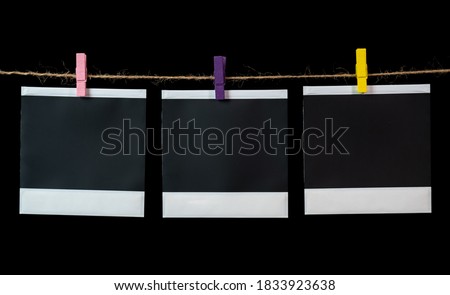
20,87,146,217
303,85,431,214
162,90,288,218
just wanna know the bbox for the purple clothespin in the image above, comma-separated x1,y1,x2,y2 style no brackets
214,56,226,100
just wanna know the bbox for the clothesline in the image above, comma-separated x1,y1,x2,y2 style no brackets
1,68,449,81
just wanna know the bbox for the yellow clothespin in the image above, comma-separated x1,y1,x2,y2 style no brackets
356,48,368,93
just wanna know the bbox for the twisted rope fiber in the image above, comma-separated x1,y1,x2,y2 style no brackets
1,69,450,81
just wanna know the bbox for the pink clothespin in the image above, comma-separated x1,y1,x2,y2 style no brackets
214,56,226,100
76,53,87,96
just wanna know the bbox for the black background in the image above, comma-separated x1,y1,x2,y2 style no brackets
1,5,449,274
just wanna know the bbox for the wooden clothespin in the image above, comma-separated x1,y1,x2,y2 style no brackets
356,48,368,93
214,56,226,100
76,53,87,96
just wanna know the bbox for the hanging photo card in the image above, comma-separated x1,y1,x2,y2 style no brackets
303,85,431,214
20,87,146,217
162,90,288,218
